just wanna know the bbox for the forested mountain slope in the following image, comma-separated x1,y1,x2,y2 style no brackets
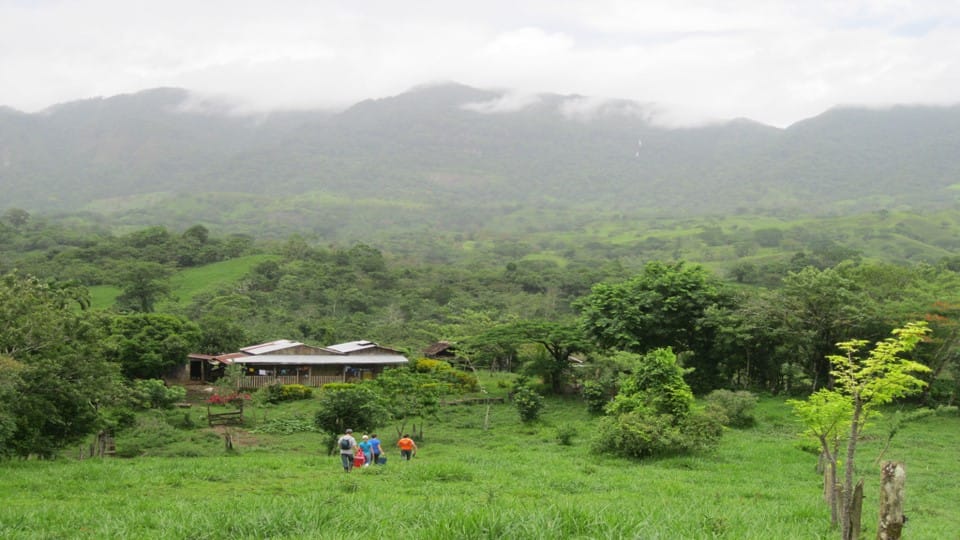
2,83,959,228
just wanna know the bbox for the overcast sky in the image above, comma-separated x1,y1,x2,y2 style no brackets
1,0,959,127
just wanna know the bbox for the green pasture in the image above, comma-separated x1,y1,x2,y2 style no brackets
1,396,957,539
87,255,276,311
164,254,278,306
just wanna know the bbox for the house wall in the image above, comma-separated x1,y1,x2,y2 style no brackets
310,365,343,377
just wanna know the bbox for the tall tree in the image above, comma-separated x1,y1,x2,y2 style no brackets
103,313,201,379
0,272,123,458
578,261,732,391
114,261,172,312
472,320,589,394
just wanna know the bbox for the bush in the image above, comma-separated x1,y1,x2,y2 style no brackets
314,384,388,436
593,348,725,459
513,385,544,423
257,383,313,404
130,379,186,410
582,380,610,414
591,408,723,458
555,424,576,445
441,370,479,392
409,359,478,392
413,358,453,373
704,389,758,428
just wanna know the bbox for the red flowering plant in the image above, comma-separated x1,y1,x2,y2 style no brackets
206,393,251,407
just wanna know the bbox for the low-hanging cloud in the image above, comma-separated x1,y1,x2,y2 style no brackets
1,0,959,127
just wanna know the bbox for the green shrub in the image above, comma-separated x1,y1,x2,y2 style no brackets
555,424,576,445
320,382,356,392
704,389,758,428
581,380,610,414
256,383,313,404
281,384,313,401
513,385,544,423
594,348,725,459
413,358,453,373
591,408,723,458
256,383,285,404
130,379,186,410
314,384,388,436
441,370,479,392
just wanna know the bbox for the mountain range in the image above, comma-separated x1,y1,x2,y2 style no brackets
2,83,959,234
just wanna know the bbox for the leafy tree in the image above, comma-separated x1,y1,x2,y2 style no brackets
2,208,30,228
0,356,24,457
371,367,441,438
195,314,249,355
314,384,388,449
578,261,732,391
0,272,124,458
182,224,209,245
114,261,173,312
790,322,930,539
766,266,871,391
471,320,589,393
103,313,201,379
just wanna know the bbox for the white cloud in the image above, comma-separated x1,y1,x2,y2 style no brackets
462,92,542,114
0,0,958,126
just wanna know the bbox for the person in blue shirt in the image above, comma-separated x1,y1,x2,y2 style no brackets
358,435,373,467
369,433,383,464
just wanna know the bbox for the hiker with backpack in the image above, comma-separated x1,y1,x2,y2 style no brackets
337,429,358,472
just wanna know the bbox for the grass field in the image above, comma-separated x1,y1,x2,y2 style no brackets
86,254,277,311
1,391,957,539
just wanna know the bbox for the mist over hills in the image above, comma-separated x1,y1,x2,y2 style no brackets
2,83,959,233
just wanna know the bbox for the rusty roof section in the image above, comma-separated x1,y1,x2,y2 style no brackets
423,341,455,356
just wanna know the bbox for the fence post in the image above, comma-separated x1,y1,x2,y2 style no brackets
877,461,906,540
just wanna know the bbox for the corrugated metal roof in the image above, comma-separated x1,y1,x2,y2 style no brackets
325,340,376,354
240,339,304,355
227,354,408,366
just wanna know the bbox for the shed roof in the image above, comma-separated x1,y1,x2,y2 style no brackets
325,340,377,354
240,339,304,355
423,341,455,356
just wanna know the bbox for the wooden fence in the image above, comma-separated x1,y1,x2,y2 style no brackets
237,375,344,389
208,402,244,426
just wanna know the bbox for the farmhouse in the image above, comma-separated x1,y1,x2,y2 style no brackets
184,339,409,388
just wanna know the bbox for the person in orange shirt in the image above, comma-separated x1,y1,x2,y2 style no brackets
397,434,417,461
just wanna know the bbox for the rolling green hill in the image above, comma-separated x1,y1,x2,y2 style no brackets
87,254,277,311
3,83,960,240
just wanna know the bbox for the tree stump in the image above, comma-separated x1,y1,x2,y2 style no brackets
877,461,906,540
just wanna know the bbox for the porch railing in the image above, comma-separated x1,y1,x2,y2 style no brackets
237,375,344,389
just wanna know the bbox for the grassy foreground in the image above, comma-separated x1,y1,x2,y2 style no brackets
0,397,957,539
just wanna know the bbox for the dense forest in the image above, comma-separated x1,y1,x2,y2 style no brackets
2,203,958,459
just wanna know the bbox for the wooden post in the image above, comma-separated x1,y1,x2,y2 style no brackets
849,480,864,540
877,461,906,540
826,466,838,527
